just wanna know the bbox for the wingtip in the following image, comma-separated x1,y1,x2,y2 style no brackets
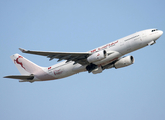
19,48,27,53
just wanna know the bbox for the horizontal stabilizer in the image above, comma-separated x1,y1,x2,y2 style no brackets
4,75,34,80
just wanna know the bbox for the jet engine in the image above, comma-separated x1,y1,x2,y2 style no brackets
87,50,106,63
114,56,134,69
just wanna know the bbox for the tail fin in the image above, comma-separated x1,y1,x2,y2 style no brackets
10,54,42,75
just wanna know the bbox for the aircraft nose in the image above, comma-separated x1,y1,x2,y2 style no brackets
156,30,163,40
153,30,163,41
160,30,163,36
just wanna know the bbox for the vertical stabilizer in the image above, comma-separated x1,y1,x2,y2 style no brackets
10,54,42,75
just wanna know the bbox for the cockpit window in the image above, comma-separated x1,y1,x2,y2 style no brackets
151,29,158,32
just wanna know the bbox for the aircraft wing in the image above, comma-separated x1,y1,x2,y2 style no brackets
4,75,34,80
19,48,91,65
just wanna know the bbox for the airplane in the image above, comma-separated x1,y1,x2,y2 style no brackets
4,28,163,83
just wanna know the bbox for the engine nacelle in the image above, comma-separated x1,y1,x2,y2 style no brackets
87,50,106,63
114,56,134,69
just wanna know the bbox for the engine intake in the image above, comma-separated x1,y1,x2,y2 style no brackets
114,56,134,69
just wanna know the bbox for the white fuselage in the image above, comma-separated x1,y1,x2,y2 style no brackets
34,29,163,81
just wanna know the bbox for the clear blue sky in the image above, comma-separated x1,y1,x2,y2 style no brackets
0,0,165,120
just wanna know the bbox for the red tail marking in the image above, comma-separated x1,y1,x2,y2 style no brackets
14,56,26,70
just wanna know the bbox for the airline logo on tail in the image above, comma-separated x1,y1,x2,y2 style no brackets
14,56,26,70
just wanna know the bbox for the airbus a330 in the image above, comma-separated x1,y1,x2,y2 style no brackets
4,29,163,82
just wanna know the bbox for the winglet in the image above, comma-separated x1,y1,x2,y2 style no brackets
19,48,27,53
